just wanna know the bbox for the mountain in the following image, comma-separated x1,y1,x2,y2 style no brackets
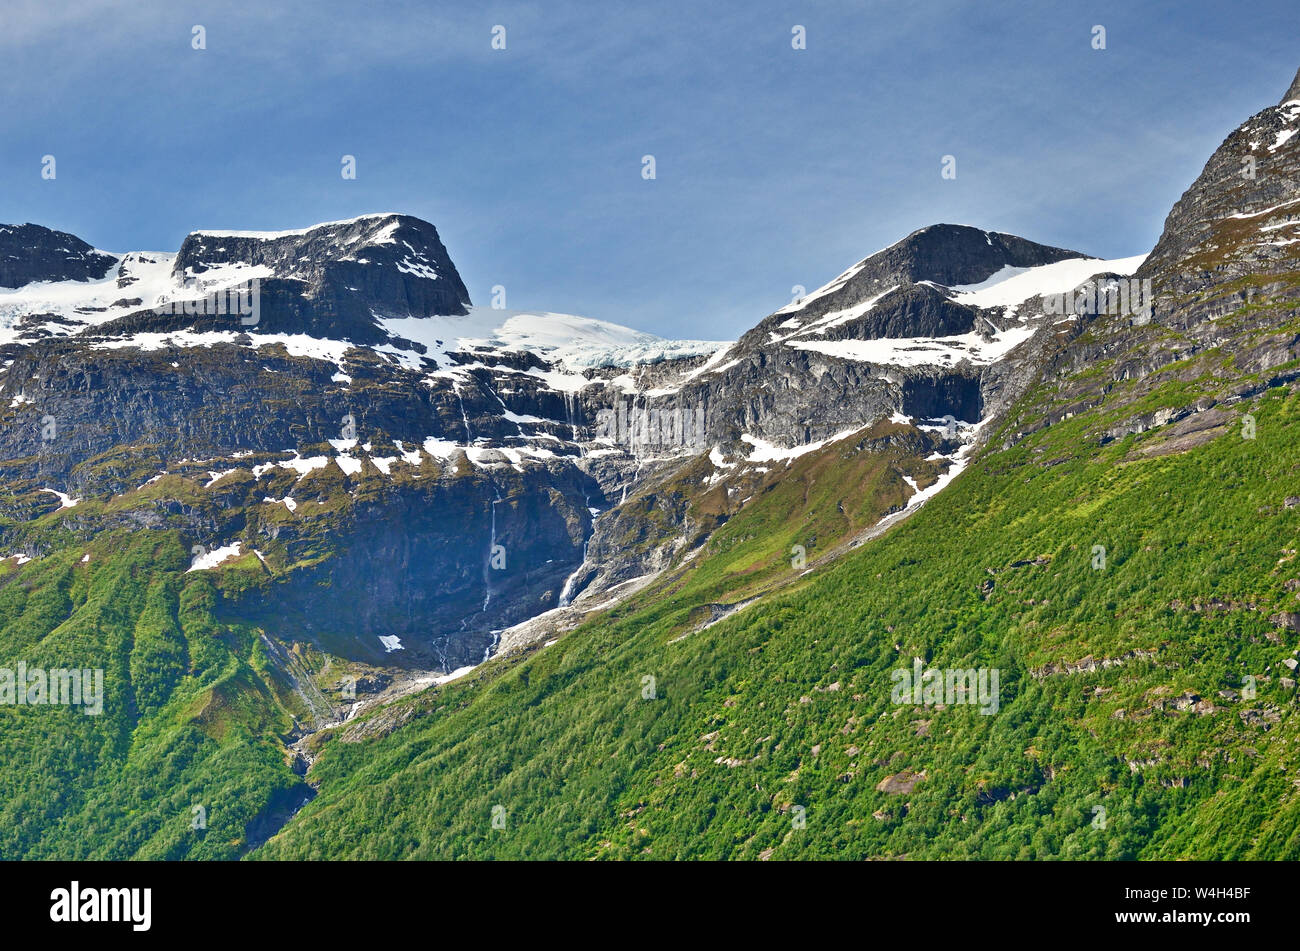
0,211,1133,673
0,224,117,288
5,67,1300,861
0,212,732,671
542,224,1144,609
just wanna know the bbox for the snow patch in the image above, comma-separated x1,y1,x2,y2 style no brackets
377,308,725,380
335,454,363,476
787,326,1037,368
949,254,1147,309
187,542,242,572
40,488,79,509
191,213,402,240
434,664,477,684
741,427,864,463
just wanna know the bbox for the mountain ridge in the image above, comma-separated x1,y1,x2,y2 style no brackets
0,210,1143,653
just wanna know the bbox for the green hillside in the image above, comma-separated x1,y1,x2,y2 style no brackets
255,371,1300,859
0,530,310,859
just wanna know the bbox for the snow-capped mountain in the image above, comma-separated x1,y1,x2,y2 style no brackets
531,223,1156,617
0,214,733,669
16,86,1295,670
0,223,117,289
0,207,1161,669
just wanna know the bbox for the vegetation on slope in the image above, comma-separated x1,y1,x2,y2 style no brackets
257,377,1300,859
0,531,309,859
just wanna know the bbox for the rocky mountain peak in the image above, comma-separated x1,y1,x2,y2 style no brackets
1283,65,1300,104
1138,65,1300,298
0,222,117,288
173,212,471,321
728,224,1094,375
0,214,475,349
864,224,1086,289
740,225,1088,351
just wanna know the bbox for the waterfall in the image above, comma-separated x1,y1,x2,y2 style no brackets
482,483,502,611
454,382,473,443
630,395,642,458
558,533,592,607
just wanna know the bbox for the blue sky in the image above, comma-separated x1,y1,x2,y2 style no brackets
4,0,1298,339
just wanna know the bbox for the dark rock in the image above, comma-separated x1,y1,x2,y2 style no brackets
0,223,117,287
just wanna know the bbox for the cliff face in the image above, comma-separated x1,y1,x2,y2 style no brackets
0,215,721,669
168,214,471,342
988,71,1300,455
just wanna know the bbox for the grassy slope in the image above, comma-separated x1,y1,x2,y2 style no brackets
257,371,1300,859
0,530,308,859
0,408,945,859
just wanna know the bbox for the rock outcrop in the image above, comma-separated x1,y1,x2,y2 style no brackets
0,223,117,288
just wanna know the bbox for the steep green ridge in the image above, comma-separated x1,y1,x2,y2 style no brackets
0,530,311,859
257,368,1300,859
